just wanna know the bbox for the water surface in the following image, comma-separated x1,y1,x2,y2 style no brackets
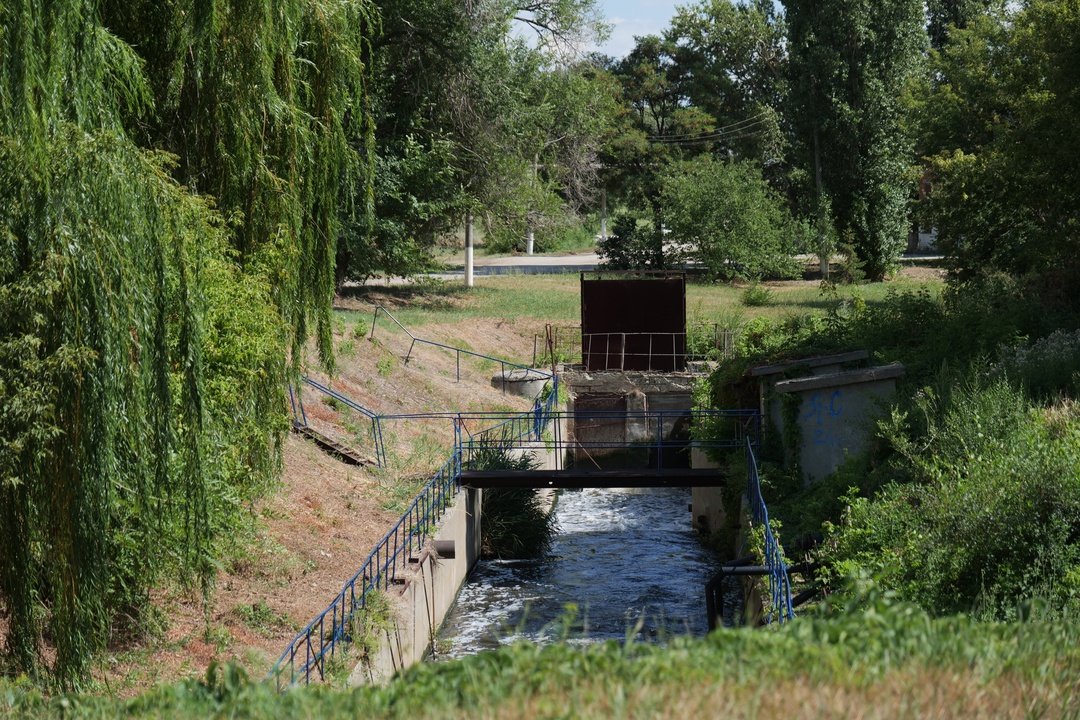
435,486,721,659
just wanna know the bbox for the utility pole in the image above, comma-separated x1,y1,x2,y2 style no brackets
527,152,538,255
465,211,474,288
600,188,607,243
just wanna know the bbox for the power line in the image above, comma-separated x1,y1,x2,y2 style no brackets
645,112,769,140
644,112,772,142
643,117,773,145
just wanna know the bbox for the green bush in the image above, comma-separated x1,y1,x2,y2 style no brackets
740,283,772,307
597,214,658,270
702,272,1080,620
470,443,556,559
996,328,1080,400
824,378,1080,619
662,156,802,281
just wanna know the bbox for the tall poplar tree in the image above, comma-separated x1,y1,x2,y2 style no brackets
785,0,926,280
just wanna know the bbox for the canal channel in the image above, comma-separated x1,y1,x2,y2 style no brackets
433,485,723,660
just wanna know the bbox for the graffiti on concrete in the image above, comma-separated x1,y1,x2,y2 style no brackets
804,390,843,447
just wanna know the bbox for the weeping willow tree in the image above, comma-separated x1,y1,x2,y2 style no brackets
0,0,376,689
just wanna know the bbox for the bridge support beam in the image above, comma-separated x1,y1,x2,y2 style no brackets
459,468,725,490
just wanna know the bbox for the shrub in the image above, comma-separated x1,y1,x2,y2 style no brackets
995,328,1080,400
823,378,1080,619
740,283,772,307
597,214,658,270
469,443,557,559
662,156,802,281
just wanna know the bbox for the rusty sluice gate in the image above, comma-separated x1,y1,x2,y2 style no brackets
580,272,687,372
458,467,727,490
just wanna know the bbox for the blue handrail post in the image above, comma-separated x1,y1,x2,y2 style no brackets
288,383,301,427
372,416,385,468
454,418,463,475
655,411,663,474
533,397,542,441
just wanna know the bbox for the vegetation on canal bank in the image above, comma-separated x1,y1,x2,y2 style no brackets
707,268,1080,622
469,443,557,560
4,585,1079,718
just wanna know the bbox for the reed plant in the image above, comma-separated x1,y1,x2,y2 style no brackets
469,443,557,559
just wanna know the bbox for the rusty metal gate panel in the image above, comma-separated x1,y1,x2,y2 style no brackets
580,274,687,372
571,393,627,467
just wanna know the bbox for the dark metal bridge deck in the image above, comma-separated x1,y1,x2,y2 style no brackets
458,468,726,489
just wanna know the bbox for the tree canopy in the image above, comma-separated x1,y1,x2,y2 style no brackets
0,0,375,687
911,0,1080,287
662,156,801,281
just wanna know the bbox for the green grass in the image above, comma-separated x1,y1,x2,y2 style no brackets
9,598,1080,718
339,271,945,334
684,276,944,323
232,600,297,640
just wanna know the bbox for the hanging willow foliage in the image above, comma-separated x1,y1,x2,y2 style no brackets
99,0,378,369
0,0,376,689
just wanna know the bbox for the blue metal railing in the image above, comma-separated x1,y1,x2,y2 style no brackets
288,383,309,427
744,438,794,623
269,388,562,689
458,408,760,473
269,439,462,690
301,377,387,468
293,310,559,469
371,306,556,392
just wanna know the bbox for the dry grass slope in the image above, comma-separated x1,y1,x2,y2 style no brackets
95,290,544,696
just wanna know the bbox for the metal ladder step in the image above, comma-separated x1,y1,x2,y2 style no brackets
293,424,374,466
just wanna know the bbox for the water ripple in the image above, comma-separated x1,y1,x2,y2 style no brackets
434,486,721,660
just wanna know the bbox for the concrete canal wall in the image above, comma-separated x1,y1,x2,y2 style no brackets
349,417,568,685
348,488,482,685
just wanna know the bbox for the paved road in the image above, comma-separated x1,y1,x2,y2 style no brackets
456,251,601,275
358,250,943,285
358,251,602,285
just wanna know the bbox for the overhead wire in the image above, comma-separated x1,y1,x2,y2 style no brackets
643,110,773,144
645,111,770,141
646,113,772,144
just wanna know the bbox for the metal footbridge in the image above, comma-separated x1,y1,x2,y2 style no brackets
454,406,755,489
459,467,725,489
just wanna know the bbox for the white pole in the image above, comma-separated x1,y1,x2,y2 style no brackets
465,211,474,288
600,189,607,243
527,230,534,255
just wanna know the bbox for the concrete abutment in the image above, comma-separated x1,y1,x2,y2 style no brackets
347,487,482,685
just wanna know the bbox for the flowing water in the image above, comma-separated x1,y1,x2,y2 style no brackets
434,486,722,660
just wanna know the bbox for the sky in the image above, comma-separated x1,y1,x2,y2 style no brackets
592,0,684,59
